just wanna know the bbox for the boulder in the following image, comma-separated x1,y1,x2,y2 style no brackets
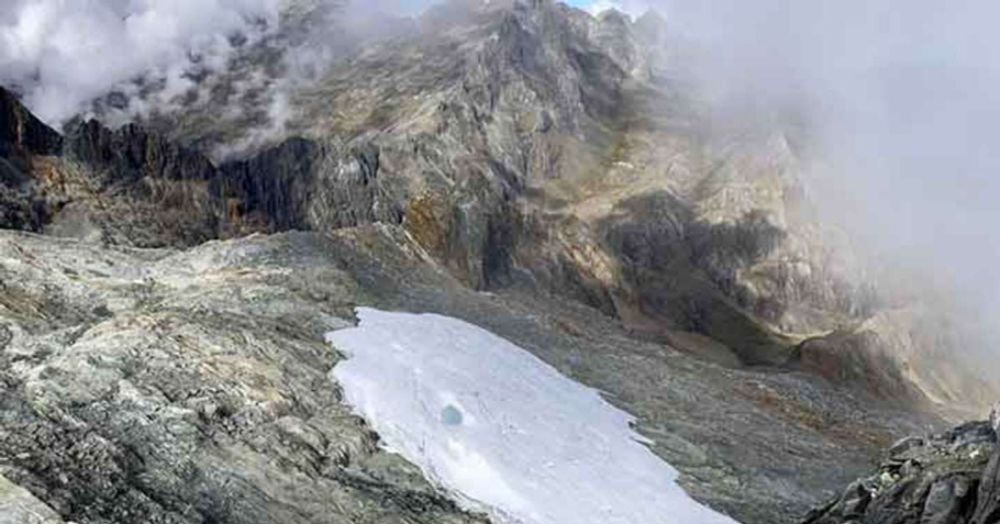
804,408,1000,524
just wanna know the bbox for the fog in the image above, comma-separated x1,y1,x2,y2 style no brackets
636,1,1000,368
0,0,413,135
580,1,1000,376
0,0,289,123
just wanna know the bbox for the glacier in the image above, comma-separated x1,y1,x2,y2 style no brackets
327,307,737,524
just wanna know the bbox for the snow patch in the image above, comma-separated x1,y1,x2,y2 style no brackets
327,307,736,524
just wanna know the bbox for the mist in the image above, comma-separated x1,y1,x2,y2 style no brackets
0,0,291,124
0,0,418,142
615,0,1000,372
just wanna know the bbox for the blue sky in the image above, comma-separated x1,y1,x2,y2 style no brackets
558,0,658,17
393,0,647,17
563,0,645,15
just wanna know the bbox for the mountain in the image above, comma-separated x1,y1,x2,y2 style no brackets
0,1,994,523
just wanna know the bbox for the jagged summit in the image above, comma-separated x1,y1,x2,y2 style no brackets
98,0,664,157
0,87,62,159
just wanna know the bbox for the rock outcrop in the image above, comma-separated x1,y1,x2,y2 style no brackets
0,88,403,248
804,405,1000,524
0,90,62,160
0,89,63,233
217,139,403,236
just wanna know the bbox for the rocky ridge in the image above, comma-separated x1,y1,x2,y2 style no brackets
0,86,402,248
0,227,488,524
804,404,1000,524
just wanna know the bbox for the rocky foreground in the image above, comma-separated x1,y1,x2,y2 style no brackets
804,406,1000,524
0,228,937,523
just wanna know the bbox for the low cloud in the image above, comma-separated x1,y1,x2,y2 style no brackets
0,0,425,157
653,0,1000,365
0,0,294,125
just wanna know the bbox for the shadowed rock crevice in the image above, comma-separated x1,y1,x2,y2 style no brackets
600,191,792,365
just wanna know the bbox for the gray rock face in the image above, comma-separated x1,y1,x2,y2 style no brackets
218,139,403,235
0,474,64,524
0,228,487,524
0,88,63,233
975,445,1000,523
0,89,62,159
599,192,793,365
0,102,402,249
804,416,1000,524
65,120,216,186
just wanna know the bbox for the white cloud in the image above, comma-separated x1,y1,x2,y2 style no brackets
657,0,1000,365
0,0,287,125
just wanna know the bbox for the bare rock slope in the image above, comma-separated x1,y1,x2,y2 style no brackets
0,227,937,523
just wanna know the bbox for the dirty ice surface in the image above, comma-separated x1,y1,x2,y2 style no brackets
327,307,736,524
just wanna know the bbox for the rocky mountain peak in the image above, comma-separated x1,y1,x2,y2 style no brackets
65,119,217,186
0,87,62,159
